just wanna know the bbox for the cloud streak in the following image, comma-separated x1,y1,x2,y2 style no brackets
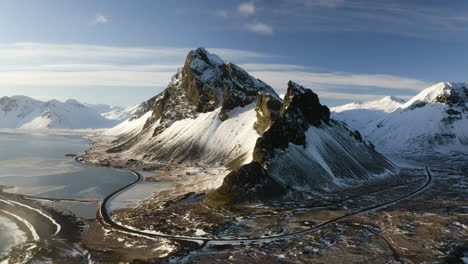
246,23,273,35
0,43,430,104
93,14,109,24
250,71,431,92
238,2,256,16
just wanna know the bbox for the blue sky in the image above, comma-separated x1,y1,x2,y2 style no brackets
0,0,467,107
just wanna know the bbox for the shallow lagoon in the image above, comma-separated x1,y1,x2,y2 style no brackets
0,132,134,200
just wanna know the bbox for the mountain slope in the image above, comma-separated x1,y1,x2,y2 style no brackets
331,96,405,132
332,82,468,153
103,48,397,203
85,103,138,122
0,96,117,129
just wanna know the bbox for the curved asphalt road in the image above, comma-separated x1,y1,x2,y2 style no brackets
98,166,433,246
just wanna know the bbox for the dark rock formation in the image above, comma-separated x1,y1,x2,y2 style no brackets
143,48,277,133
253,93,282,135
254,81,330,166
206,162,286,206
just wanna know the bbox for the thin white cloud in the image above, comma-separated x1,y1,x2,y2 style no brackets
0,43,267,63
0,42,430,103
250,71,431,91
240,63,309,71
317,91,413,101
246,23,274,35
0,71,174,87
238,2,256,16
94,14,109,24
297,0,345,8
215,9,229,18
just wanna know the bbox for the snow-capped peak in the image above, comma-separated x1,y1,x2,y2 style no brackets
65,99,83,106
189,48,225,69
403,82,468,110
332,95,405,114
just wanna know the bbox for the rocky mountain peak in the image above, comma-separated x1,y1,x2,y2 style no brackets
134,48,279,135
433,82,468,109
253,81,331,166
404,82,468,111
282,81,330,126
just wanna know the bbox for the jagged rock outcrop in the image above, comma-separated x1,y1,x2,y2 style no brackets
207,82,397,206
253,93,282,135
253,81,331,165
206,162,286,206
138,48,278,135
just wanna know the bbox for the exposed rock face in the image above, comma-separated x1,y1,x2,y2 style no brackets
139,48,278,134
130,95,159,122
253,93,282,135
254,81,330,166
208,81,397,206
434,85,468,109
206,162,286,206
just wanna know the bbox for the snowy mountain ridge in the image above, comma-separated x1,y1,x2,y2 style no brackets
332,82,468,154
332,96,405,113
85,103,139,122
0,96,118,129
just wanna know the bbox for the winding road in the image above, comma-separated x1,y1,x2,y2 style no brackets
97,166,433,246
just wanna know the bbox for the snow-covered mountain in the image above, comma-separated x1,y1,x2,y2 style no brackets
103,48,397,204
0,96,117,129
85,103,138,122
331,96,405,132
332,82,468,153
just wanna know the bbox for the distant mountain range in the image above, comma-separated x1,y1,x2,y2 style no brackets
0,96,134,129
332,82,468,154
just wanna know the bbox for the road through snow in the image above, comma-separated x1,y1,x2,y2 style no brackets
98,167,433,246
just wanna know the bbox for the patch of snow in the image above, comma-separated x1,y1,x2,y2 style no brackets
194,229,207,236
0,215,27,258
0,209,40,241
